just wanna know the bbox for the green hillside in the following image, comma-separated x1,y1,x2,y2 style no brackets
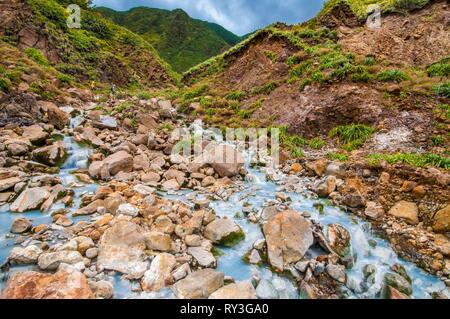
96,6,243,73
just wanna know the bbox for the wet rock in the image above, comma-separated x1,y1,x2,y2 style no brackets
364,201,385,220
152,215,175,234
299,281,317,299
0,176,23,192
327,224,351,258
432,205,450,233
10,217,32,234
172,263,191,282
90,280,114,299
38,251,84,271
73,199,104,216
141,253,176,292
316,176,337,197
8,245,42,264
117,203,139,217
256,279,279,299
391,264,411,284
388,201,419,225
326,163,346,178
81,127,104,147
141,172,161,183
434,234,450,257
92,115,117,130
202,144,245,177
188,247,216,268
85,248,99,259
209,281,257,299
383,272,412,296
164,169,186,186
386,286,410,299
247,249,262,265
6,139,30,156
38,101,70,129
162,179,180,191
32,142,66,166
306,159,328,177
1,268,94,299
263,210,314,271
10,187,50,213
144,231,174,252
22,124,48,145
173,269,224,299
326,264,346,284
97,221,147,278
204,217,244,246
89,151,133,179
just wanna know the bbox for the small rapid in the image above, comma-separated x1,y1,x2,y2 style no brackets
0,116,448,299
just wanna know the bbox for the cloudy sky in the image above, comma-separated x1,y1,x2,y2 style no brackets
92,0,327,36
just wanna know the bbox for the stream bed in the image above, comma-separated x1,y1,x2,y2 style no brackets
0,117,448,299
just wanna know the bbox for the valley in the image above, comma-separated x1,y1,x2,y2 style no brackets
0,0,448,300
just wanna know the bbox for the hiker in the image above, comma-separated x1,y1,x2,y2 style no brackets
110,83,117,100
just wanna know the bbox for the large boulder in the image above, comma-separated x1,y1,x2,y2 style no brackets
188,247,216,268
388,201,419,225
89,151,133,179
92,115,117,130
432,205,450,233
38,101,70,129
263,210,313,272
32,142,66,166
1,268,94,299
37,251,84,270
10,217,32,234
10,187,50,213
202,144,244,177
97,221,148,278
203,217,244,246
141,253,176,292
22,124,48,145
8,245,42,264
209,281,257,299
173,269,224,299
327,224,351,258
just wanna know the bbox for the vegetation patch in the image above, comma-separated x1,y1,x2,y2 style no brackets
377,70,409,82
329,124,375,150
367,153,450,170
427,57,450,77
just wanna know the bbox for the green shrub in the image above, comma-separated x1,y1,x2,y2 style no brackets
0,77,12,92
431,135,445,146
56,72,75,84
427,57,450,77
352,65,372,82
367,153,449,170
252,82,277,95
82,11,113,39
70,30,97,51
329,124,375,150
28,0,67,29
290,61,312,79
433,82,450,97
309,137,326,149
226,90,245,101
377,70,409,82
264,50,277,63
326,152,349,161
24,48,49,66
183,84,209,100
395,0,430,11
363,55,376,66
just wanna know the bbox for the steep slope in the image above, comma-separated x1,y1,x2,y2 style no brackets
95,6,242,73
0,0,177,89
179,0,449,160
